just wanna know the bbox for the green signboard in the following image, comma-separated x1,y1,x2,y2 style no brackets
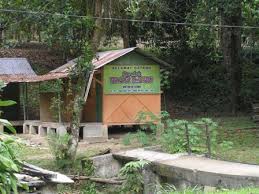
104,64,160,94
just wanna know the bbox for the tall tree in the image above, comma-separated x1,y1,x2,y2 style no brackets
219,0,242,114
67,0,105,161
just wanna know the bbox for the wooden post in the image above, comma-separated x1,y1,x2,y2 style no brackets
163,91,167,111
184,123,191,155
205,124,211,158
22,83,26,121
58,92,61,123
24,83,28,120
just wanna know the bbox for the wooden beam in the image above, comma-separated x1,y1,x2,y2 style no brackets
83,71,95,102
68,175,124,185
93,77,103,86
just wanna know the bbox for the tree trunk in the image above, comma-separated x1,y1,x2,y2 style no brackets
67,77,88,160
122,20,130,48
220,1,242,115
91,0,104,52
67,0,104,161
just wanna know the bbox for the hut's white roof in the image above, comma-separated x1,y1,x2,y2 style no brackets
0,58,36,75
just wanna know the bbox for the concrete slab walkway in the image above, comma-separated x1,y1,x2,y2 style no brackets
113,148,259,188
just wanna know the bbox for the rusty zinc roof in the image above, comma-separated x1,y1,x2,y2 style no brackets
51,47,170,74
51,47,137,73
0,72,68,83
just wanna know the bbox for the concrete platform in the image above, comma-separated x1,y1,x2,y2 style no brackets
113,148,259,188
22,120,108,142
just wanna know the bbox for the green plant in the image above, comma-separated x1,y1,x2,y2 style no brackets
135,130,150,146
0,81,26,193
50,94,64,122
80,182,97,194
0,137,21,194
157,184,203,194
119,160,149,194
122,133,132,145
137,111,234,156
158,117,204,154
47,132,72,169
219,141,234,151
157,185,259,194
122,131,150,147
137,111,167,141
81,157,95,176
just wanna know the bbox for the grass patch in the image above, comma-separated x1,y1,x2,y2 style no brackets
215,116,258,130
160,186,259,194
214,117,259,164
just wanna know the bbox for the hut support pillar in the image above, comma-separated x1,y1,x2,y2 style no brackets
22,83,26,121
22,83,28,121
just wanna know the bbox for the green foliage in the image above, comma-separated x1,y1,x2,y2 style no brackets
40,80,64,93
122,133,132,146
0,81,24,194
50,93,63,122
241,60,259,105
161,119,202,153
122,131,150,147
137,111,163,135
57,181,97,194
135,130,149,146
79,181,97,194
0,137,21,194
160,68,172,91
0,81,6,91
119,160,149,194
219,141,234,151
157,185,259,194
81,157,95,176
0,119,16,134
137,111,234,155
157,184,202,194
47,132,72,169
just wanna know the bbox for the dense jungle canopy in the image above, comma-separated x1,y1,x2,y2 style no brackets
0,0,258,115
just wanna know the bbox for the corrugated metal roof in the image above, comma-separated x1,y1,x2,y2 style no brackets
51,47,137,73
0,48,171,83
0,58,36,75
0,72,68,83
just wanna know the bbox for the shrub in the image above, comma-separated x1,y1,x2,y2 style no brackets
122,131,150,147
0,81,26,193
81,157,95,176
135,130,149,146
137,111,233,156
0,137,22,194
119,160,149,194
80,182,97,194
47,132,71,169
122,133,132,145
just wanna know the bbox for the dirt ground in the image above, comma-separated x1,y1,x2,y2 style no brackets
15,133,138,162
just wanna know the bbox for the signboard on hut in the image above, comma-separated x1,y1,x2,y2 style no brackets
104,64,160,94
